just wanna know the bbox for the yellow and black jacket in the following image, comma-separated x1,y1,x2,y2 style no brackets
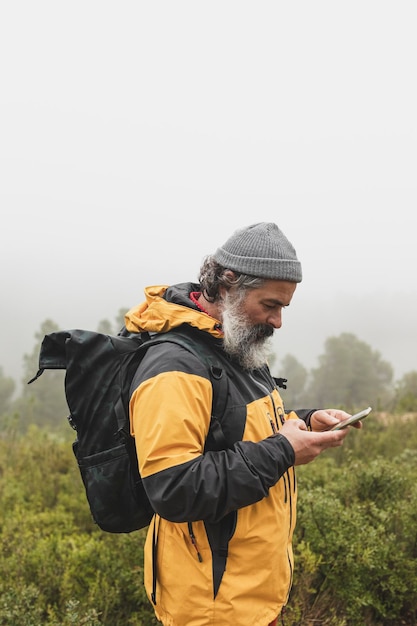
127,283,314,626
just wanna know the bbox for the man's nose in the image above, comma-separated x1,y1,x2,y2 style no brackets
266,311,282,329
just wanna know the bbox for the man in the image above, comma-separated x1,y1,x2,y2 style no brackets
127,222,357,626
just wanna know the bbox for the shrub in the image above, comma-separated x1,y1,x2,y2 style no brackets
0,424,157,625
289,438,417,625
2,414,417,625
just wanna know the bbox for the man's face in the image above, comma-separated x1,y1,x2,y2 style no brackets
220,279,297,370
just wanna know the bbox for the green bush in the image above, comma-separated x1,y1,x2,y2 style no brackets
1,414,417,625
0,423,157,626
289,417,417,625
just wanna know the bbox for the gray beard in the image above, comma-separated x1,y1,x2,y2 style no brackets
220,291,274,370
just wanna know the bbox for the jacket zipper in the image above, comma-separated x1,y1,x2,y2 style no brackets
188,522,203,562
249,372,296,607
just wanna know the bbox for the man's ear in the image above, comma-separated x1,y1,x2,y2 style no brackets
223,270,237,280
218,269,238,301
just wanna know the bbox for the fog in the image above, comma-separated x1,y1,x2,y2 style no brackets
1,2,416,391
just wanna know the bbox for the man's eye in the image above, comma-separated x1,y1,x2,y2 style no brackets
264,304,285,312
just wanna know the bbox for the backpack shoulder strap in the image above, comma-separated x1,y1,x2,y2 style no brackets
143,327,230,450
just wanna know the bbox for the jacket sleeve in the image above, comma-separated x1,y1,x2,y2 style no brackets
140,435,295,524
129,347,295,525
289,408,318,429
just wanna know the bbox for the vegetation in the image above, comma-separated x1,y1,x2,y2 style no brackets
291,416,417,625
0,422,157,626
277,332,396,412
0,318,416,624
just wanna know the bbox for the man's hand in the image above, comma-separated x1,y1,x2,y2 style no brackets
279,418,350,466
310,409,364,432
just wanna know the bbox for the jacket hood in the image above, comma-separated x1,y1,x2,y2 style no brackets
124,283,223,339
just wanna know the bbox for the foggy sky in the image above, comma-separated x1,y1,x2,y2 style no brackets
1,2,416,391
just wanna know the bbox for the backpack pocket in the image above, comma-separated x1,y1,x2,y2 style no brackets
74,441,154,533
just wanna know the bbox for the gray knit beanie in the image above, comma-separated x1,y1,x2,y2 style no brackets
212,222,302,282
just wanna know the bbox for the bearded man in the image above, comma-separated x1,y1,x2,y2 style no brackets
127,223,356,626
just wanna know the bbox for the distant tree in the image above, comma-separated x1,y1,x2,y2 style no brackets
115,306,128,331
276,354,308,408
97,319,113,335
97,308,129,335
394,370,417,412
18,320,68,430
305,333,393,411
0,367,15,415
22,319,60,384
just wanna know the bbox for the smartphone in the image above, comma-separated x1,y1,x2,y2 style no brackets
330,406,372,431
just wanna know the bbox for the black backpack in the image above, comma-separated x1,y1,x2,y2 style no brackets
28,326,228,534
